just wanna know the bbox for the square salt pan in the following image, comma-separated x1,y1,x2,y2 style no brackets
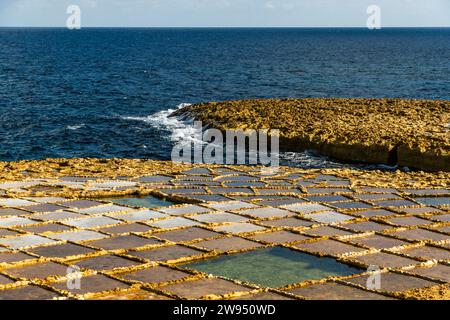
283,203,332,214
87,235,162,251
75,254,141,272
182,167,211,175
205,201,258,211
213,223,266,234
158,205,211,216
0,235,57,250
130,245,203,262
24,197,67,203
63,216,120,229
306,195,350,203
261,217,314,228
91,180,137,189
313,174,342,181
306,187,352,194
224,181,266,188
191,212,249,224
0,198,36,207
0,208,31,217
110,210,167,222
49,230,108,242
358,187,398,193
374,199,419,207
138,175,172,183
0,217,38,227
148,217,200,229
387,216,434,227
78,204,132,215
162,188,207,195
55,199,105,209
348,235,410,250
304,212,354,224
402,189,449,196
415,197,450,207
286,282,391,300
390,229,449,242
174,175,214,182
52,274,128,295
187,195,231,203
174,180,220,187
330,201,373,210
256,189,303,195
53,182,84,189
237,207,294,219
216,175,259,182
257,198,307,207
119,265,190,285
21,203,67,213
213,168,244,175
430,214,450,222
343,272,437,293
0,181,40,190
209,187,254,194
194,236,263,252
294,239,364,256
348,252,420,269
32,211,86,222
162,277,251,299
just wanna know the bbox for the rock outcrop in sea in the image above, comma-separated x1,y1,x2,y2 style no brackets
171,98,450,172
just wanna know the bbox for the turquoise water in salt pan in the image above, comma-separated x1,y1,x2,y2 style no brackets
183,247,361,287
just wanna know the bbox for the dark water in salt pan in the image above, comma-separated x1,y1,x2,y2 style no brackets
103,195,174,208
183,247,361,287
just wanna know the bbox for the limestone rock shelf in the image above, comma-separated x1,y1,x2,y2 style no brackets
171,98,450,172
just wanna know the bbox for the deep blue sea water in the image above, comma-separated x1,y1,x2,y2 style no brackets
1,28,449,167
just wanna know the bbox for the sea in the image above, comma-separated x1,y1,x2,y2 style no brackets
1,28,449,169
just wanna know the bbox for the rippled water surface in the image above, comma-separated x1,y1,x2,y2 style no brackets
102,195,174,209
1,28,449,167
182,247,362,287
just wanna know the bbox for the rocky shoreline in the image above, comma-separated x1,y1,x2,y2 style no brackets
171,98,450,172
0,158,448,189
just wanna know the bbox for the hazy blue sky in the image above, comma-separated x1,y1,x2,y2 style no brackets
1,0,449,27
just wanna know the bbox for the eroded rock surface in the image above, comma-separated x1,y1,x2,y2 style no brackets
171,98,450,171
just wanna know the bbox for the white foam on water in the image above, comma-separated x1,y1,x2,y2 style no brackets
122,103,204,145
122,104,395,170
279,151,350,169
280,151,398,170
66,124,85,130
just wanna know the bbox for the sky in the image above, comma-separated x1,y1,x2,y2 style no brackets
0,0,449,27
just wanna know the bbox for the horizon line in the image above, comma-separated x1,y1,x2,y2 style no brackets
1,26,450,29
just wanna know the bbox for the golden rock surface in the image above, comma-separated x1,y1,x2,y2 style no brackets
172,98,450,171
